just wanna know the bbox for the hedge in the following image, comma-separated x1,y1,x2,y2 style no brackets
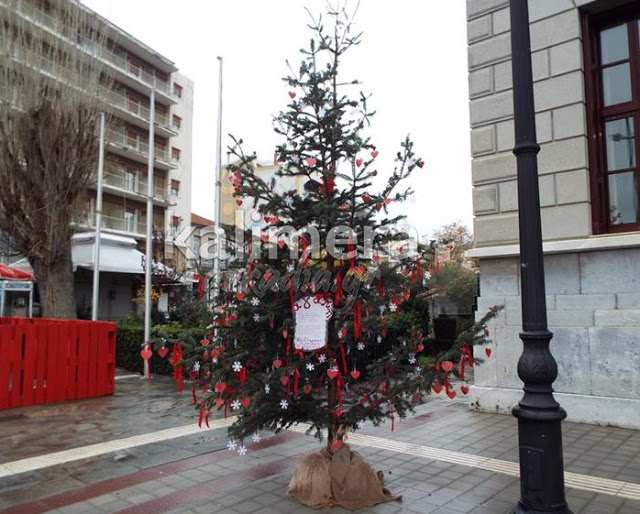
116,323,207,376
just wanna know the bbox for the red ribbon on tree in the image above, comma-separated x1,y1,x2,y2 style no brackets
197,275,206,299
338,342,348,375
300,237,309,268
198,401,210,428
170,343,183,394
353,300,362,340
288,277,295,312
377,277,385,298
335,271,343,306
294,367,300,396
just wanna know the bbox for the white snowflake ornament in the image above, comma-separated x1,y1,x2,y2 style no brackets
306,363,315,371
408,354,416,364
357,342,365,351
253,313,260,322
252,433,261,443
280,399,289,410
264,384,271,394
232,361,243,372
227,439,238,451
389,303,398,313
231,399,241,411
318,354,327,363
251,297,260,306
237,445,247,456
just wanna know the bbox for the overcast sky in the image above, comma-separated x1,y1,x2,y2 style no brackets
81,0,473,241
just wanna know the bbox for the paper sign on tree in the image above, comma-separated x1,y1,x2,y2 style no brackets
293,297,333,351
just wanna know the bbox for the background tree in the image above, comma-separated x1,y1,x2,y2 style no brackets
0,0,110,318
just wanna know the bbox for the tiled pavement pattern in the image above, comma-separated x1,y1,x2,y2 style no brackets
0,372,638,513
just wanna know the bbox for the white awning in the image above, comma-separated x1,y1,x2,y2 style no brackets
12,234,177,277
72,233,146,274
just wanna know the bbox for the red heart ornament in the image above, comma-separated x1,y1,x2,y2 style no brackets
214,382,226,393
460,386,469,395
432,384,443,394
332,441,342,450
200,339,210,347
372,253,380,263
278,239,286,249
273,359,282,369
375,203,382,211
371,150,378,158
417,160,424,168
339,203,350,211
157,347,168,358
303,384,312,394
416,343,424,352
236,198,243,206
264,270,273,281
288,91,296,99
384,197,391,205
280,376,289,386
282,328,288,339
447,390,457,399
334,408,343,417
215,398,224,408
140,348,152,360
356,158,363,167
327,370,338,380
305,157,316,167
361,194,371,203
485,348,492,358
236,292,245,301
242,397,251,408
261,234,269,243
442,361,454,373
350,370,361,379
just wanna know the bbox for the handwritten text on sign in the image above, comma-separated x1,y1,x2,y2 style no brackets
293,297,333,351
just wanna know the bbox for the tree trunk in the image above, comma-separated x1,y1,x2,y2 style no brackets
31,252,77,319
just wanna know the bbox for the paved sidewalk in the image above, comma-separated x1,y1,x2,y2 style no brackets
0,371,638,513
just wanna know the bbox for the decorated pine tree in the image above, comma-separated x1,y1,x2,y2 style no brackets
179,5,499,509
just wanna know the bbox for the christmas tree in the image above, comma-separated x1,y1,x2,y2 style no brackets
180,5,499,509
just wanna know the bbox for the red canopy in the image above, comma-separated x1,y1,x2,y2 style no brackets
0,264,33,280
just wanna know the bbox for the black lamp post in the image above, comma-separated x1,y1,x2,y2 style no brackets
509,1,572,512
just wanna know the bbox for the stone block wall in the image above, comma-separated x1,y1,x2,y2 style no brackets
473,249,640,428
468,0,591,246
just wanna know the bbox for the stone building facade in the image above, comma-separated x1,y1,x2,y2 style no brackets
467,0,640,428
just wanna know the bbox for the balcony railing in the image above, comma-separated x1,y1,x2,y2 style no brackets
6,0,172,95
107,130,172,164
98,86,172,130
102,166,167,201
85,213,145,235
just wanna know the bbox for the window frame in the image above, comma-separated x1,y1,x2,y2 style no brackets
583,3,640,234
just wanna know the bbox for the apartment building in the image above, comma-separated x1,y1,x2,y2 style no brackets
467,0,640,428
1,0,193,266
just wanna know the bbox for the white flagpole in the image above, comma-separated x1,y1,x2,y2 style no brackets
213,56,223,302
143,90,156,380
91,112,106,321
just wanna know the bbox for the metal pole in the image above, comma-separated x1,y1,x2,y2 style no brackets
143,90,156,380
91,112,106,321
213,56,223,301
509,1,571,512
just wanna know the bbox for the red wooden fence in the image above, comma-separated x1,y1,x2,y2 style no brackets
0,318,116,409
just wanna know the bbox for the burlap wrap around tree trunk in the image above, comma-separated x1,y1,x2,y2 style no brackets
287,444,401,510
